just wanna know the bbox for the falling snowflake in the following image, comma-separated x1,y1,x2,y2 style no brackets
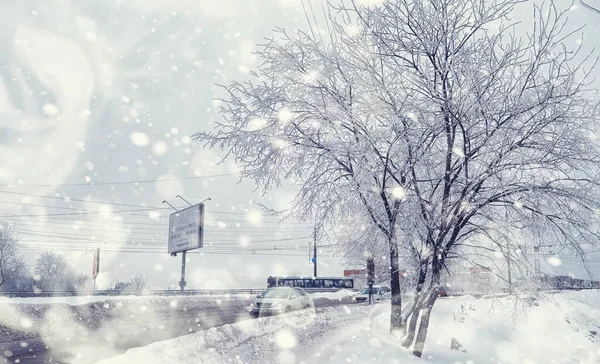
130,132,150,147
152,141,169,156
548,256,562,267
275,329,297,350
42,103,60,115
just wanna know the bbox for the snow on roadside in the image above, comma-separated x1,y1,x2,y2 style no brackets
424,291,600,363
97,291,600,364
309,289,357,300
325,291,600,364
94,305,378,364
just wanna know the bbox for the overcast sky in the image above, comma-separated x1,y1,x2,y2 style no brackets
0,0,598,289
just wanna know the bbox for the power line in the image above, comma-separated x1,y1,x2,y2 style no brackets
0,173,239,188
12,225,305,237
0,208,312,225
0,190,293,217
17,246,335,257
0,191,167,209
0,207,164,218
0,200,94,211
17,243,338,254
2,217,313,233
18,243,319,252
16,230,311,245
1,219,312,234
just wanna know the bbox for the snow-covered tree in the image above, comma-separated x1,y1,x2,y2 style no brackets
581,0,600,13
0,222,20,289
194,0,600,357
194,16,414,330
34,251,89,291
129,274,151,291
359,0,600,356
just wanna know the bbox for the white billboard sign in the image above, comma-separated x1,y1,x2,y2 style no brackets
168,203,204,254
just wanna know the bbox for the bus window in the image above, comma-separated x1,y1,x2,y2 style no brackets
314,279,324,288
304,279,315,288
279,279,293,287
344,280,353,288
324,280,334,288
294,279,305,287
334,280,345,288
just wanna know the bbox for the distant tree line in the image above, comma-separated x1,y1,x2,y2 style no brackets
0,221,91,292
0,222,151,293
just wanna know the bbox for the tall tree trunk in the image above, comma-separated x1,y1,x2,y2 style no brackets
402,259,428,348
412,288,439,357
402,292,423,348
389,234,403,335
413,258,441,358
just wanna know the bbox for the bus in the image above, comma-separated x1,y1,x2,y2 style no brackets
267,276,354,291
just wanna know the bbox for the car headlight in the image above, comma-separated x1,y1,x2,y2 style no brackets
250,302,257,307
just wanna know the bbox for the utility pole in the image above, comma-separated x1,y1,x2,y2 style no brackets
501,242,513,294
506,252,513,294
92,247,100,292
533,245,541,279
532,244,555,280
313,226,317,277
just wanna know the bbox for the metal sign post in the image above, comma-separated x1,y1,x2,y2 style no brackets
179,251,187,293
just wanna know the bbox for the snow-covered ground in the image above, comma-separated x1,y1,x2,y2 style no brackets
309,289,358,300
325,290,600,363
0,290,360,363
97,290,600,364
95,305,377,364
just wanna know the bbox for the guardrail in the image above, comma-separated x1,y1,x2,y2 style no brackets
0,289,267,298
0,287,353,299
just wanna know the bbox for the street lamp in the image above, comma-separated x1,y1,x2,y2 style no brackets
162,200,177,211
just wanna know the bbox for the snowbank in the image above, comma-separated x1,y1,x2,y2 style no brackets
327,290,600,363
309,289,357,300
99,291,600,364
95,305,377,364
423,290,600,363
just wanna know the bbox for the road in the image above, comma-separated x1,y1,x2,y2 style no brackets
1,299,356,364
1,310,253,364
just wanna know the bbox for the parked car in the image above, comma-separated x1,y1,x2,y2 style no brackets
353,286,391,302
438,287,448,297
249,287,312,317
